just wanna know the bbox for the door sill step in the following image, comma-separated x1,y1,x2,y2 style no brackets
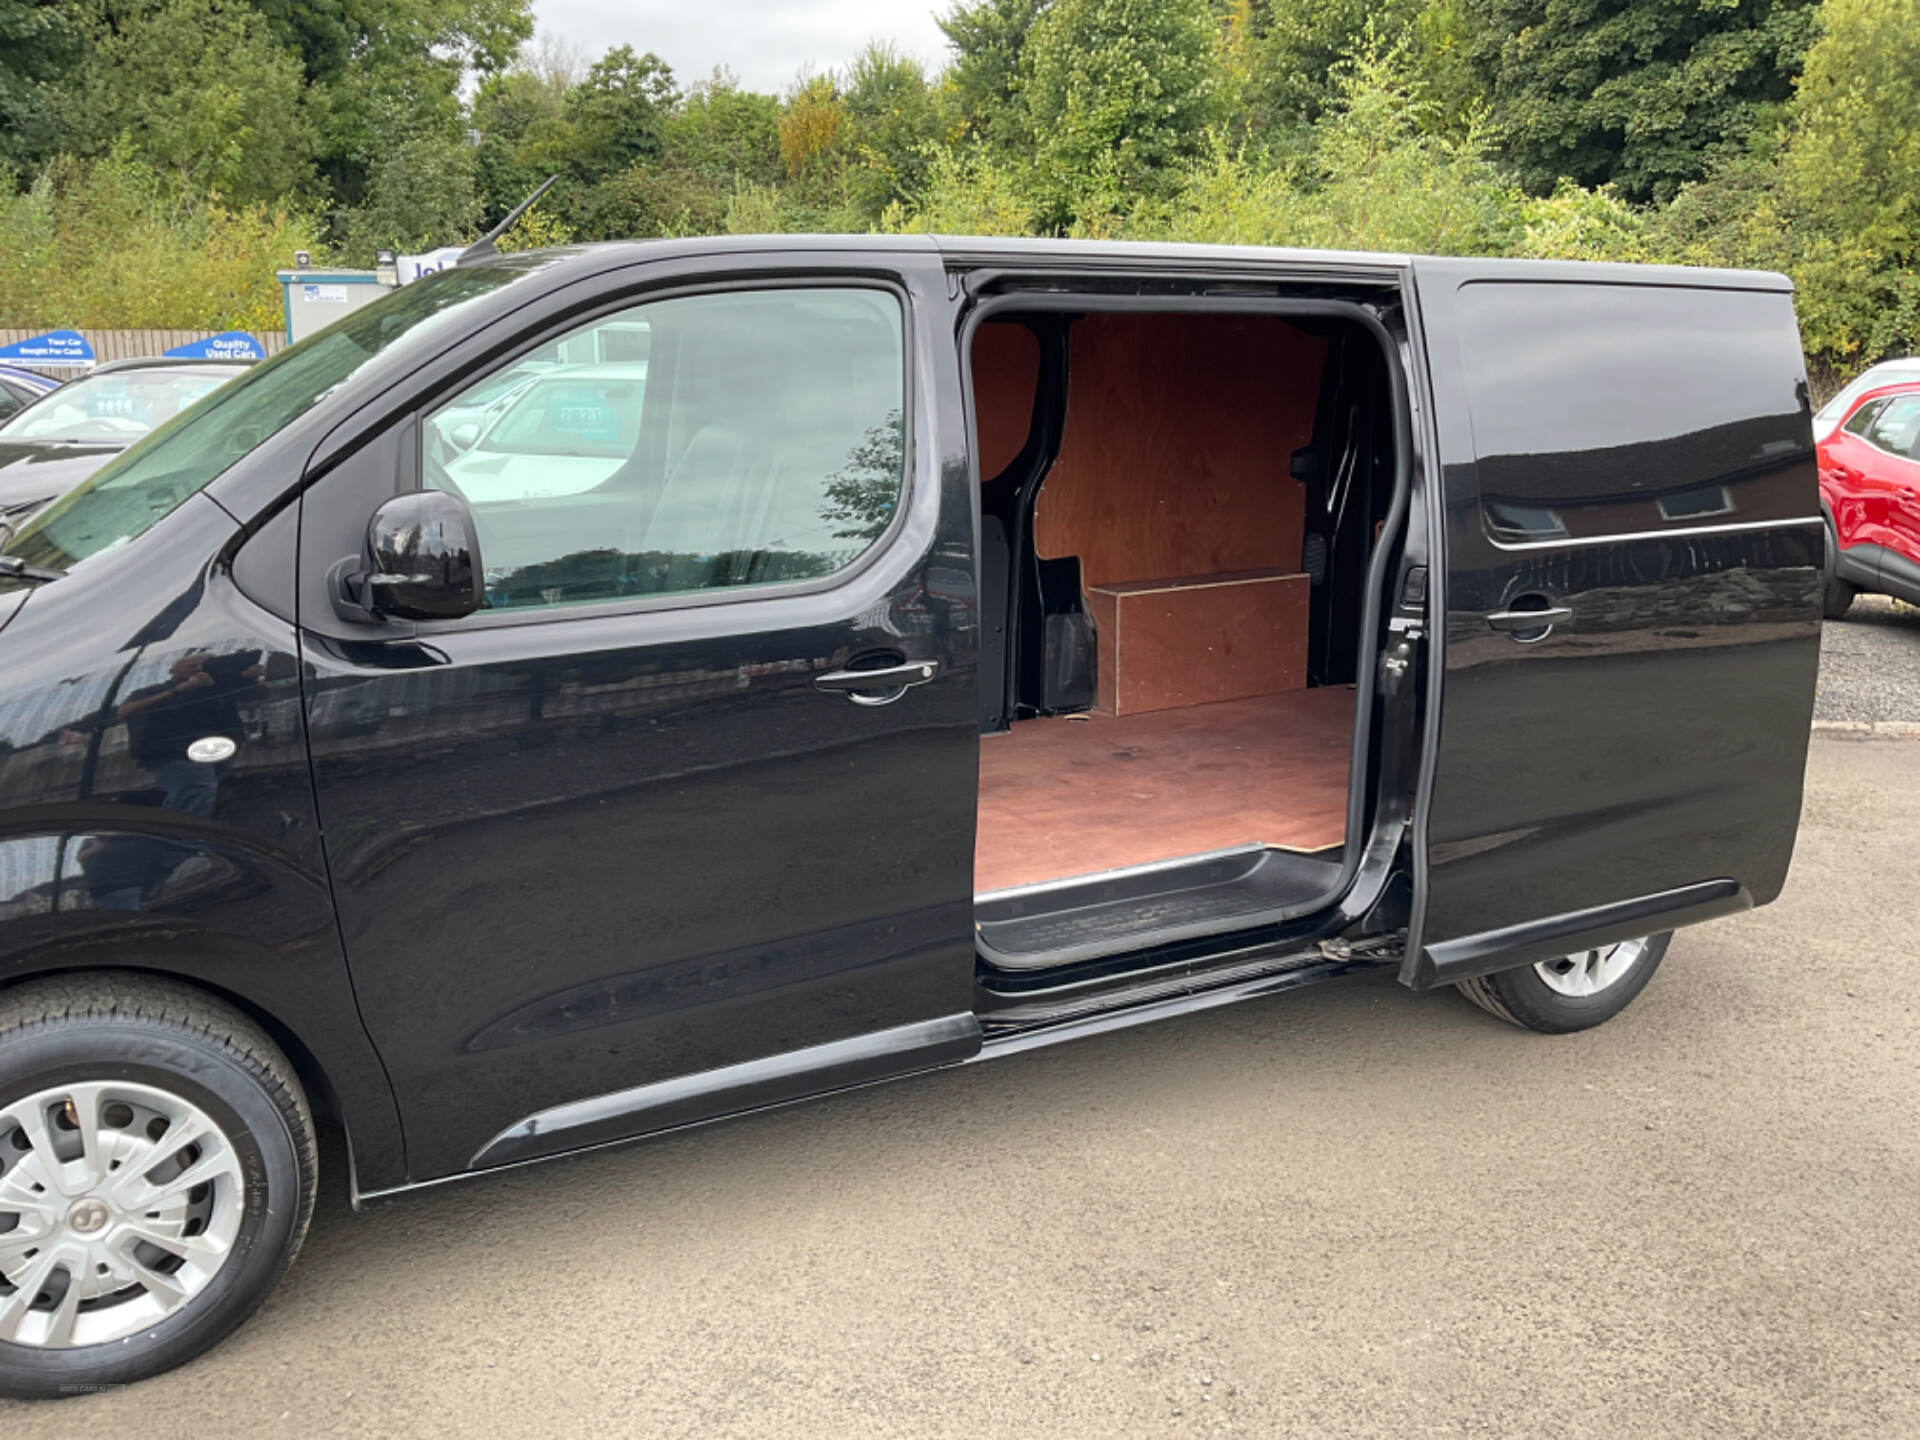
975,845,1345,971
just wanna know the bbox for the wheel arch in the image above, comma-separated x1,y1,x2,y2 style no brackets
0,940,407,1196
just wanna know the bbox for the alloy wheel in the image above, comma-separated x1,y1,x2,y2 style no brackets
1532,938,1649,999
0,1081,243,1348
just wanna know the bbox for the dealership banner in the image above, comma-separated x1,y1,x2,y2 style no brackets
399,247,466,284
0,329,94,365
163,331,267,361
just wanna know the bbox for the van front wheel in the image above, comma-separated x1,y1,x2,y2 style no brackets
1455,933,1671,1034
0,976,315,1399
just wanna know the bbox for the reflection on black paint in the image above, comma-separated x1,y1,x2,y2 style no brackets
1421,271,1822,952
0,493,408,1187
75,649,268,908
1460,285,1816,545
303,269,979,1181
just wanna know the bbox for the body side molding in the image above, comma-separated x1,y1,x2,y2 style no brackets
1404,879,1750,991
470,1012,983,1169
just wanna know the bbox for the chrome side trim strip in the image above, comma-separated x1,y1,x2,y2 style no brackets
1486,514,1823,554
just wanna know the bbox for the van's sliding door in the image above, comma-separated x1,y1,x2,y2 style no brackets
1404,260,1823,988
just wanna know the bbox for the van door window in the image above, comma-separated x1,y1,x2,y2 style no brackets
423,287,907,613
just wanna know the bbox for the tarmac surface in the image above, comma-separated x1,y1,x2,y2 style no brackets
1816,594,1920,724
7,730,1917,1436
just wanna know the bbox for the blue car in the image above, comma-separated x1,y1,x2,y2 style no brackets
0,363,58,422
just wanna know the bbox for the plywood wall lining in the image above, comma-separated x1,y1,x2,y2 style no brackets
1034,313,1325,588
970,321,1042,483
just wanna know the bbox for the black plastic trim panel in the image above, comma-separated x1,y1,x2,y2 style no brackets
1406,879,1750,990
469,1012,982,1168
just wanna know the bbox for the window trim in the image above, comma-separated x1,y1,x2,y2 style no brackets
399,274,921,636
1841,397,1887,439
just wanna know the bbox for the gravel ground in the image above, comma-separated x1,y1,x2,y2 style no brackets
4,735,1916,1438
1817,594,1920,723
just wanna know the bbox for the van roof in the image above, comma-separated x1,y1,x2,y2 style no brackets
463,232,1794,295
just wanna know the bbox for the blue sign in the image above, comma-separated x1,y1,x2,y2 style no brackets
0,329,94,365
163,331,265,361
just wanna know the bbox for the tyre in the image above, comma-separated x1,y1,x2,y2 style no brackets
0,975,315,1399
1455,933,1670,1034
1823,523,1858,620
1823,571,1858,621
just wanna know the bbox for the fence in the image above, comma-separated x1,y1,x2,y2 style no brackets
0,328,285,378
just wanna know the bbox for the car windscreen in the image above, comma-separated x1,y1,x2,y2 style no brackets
0,369,237,445
1,260,546,577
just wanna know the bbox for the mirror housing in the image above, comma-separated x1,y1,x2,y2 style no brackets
328,489,484,625
448,422,481,452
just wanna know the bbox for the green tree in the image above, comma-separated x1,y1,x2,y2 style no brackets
564,45,678,178
472,66,572,224
1022,0,1226,229
566,163,734,240
1779,0,1920,366
338,130,479,256
777,71,848,196
882,144,1035,236
662,70,783,185
1470,0,1821,203
1243,0,1407,131
937,0,1048,154
821,409,905,542
250,0,530,88
0,0,78,169
0,147,319,328
302,0,532,210
839,42,945,224
552,69,784,242
66,0,316,206
1139,34,1519,256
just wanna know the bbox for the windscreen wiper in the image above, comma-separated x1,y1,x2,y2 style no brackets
0,554,66,583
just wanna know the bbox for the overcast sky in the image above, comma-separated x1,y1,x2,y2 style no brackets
529,0,955,94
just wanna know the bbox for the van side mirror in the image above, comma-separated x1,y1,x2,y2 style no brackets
328,490,484,625
448,422,480,452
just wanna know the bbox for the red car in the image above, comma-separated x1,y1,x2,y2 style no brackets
1818,379,1920,617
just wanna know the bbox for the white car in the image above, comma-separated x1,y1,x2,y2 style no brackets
441,365,647,503
1812,357,1920,441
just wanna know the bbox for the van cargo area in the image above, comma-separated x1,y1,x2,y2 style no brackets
968,302,1402,970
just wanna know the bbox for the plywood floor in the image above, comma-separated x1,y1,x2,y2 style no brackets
975,687,1355,895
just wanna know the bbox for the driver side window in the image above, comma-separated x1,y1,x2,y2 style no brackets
424,286,907,614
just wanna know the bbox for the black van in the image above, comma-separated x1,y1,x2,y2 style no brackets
0,238,1820,1394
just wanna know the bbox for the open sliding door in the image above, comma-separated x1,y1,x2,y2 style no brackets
1405,258,1823,988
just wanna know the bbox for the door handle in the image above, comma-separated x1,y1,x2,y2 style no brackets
814,659,941,705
